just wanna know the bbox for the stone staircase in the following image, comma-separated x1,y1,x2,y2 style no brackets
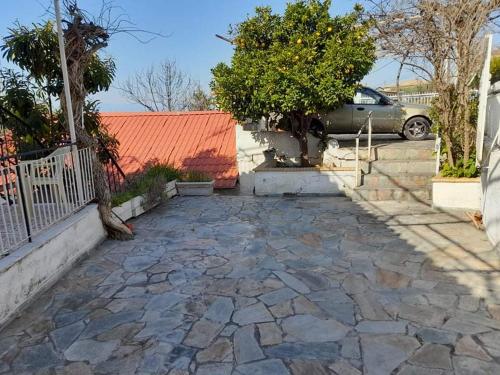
335,140,435,202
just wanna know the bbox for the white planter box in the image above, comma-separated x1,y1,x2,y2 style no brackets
432,177,481,210
176,181,214,196
254,164,355,196
112,180,177,221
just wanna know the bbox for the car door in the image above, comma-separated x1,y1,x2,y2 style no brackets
320,102,354,133
352,88,396,133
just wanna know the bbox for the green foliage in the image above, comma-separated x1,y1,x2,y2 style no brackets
441,157,479,178
179,170,213,182
2,21,116,96
1,20,117,157
111,164,181,207
211,1,375,119
2,22,61,95
430,89,480,173
211,0,375,165
492,55,500,84
0,69,63,153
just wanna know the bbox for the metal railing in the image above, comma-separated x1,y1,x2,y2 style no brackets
355,111,373,187
434,134,442,176
386,92,438,106
0,147,95,256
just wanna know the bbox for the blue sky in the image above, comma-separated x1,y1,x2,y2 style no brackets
0,1,497,111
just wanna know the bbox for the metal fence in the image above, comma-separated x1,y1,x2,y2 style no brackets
0,147,95,256
386,92,439,106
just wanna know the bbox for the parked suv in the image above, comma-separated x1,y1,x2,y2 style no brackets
312,87,432,140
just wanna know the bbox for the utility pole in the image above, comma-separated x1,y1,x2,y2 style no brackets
54,0,84,204
54,0,76,148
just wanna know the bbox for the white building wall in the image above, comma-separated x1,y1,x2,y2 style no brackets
482,82,500,246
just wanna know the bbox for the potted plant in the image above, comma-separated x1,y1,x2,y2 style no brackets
431,95,482,211
263,148,277,163
176,170,214,196
432,155,481,210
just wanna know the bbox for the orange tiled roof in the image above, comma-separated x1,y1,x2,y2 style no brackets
100,111,238,189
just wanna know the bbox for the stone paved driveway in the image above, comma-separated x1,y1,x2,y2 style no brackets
1,196,500,375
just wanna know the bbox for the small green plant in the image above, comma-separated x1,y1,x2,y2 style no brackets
111,163,181,207
491,55,500,84
179,170,212,182
440,157,479,178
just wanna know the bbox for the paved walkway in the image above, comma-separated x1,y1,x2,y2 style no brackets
1,196,500,374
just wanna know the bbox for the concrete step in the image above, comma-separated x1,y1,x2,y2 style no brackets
333,144,435,162
350,186,432,202
369,160,435,176
334,159,369,170
361,174,432,189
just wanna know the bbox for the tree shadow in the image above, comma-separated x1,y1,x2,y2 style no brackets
180,148,238,188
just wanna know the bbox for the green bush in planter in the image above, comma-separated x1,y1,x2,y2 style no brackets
111,163,181,206
178,170,213,182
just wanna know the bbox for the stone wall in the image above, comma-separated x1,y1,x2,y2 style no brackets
236,124,324,194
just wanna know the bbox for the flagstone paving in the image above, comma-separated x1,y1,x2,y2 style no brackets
1,195,500,374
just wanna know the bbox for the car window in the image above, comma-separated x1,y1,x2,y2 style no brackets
353,88,383,105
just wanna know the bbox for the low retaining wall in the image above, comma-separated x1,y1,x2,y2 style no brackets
254,164,355,196
0,204,106,328
236,124,324,194
432,177,482,211
112,180,177,221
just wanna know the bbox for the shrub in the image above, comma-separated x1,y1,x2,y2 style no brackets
111,163,181,207
431,93,480,178
492,55,500,84
179,170,212,182
441,157,479,178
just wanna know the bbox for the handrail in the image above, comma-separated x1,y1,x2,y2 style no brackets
434,134,442,176
355,111,373,187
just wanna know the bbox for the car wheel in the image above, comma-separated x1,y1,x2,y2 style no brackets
398,132,407,139
403,117,430,141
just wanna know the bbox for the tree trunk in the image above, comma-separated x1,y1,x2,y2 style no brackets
291,113,311,167
61,60,133,240
74,126,133,240
462,94,472,163
443,133,455,168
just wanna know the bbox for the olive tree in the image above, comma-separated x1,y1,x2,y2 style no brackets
211,0,376,166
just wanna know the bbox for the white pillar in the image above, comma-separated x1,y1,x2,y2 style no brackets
54,0,76,147
54,0,84,204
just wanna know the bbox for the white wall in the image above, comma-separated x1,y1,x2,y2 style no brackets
482,82,500,246
236,124,323,194
254,169,355,196
433,179,482,211
0,205,106,327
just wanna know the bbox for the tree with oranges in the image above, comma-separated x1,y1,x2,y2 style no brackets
212,0,376,166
